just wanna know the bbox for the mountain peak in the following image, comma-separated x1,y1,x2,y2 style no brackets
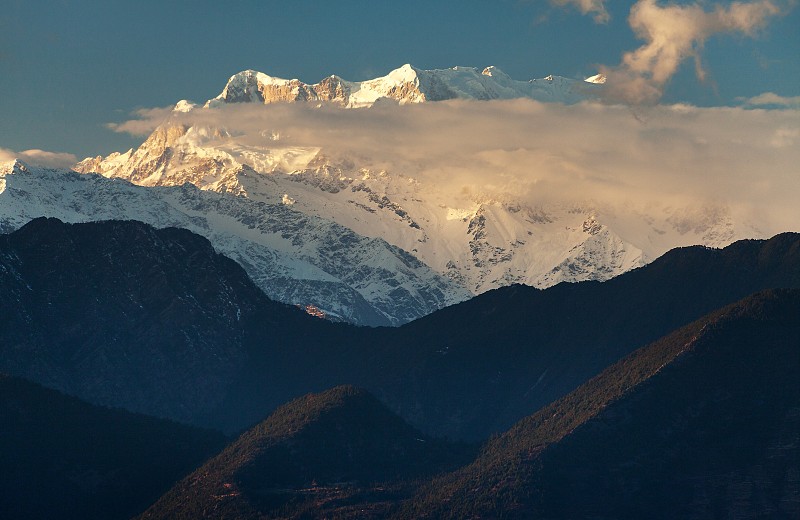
1,159,30,176
199,64,598,109
386,62,421,83
481,65,507,78
173,99,196,113
228,68,291,84
137,385,472,519
585,73,607,84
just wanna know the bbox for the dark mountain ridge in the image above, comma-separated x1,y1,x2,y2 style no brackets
0,216,331,425
224,231,800,439
138,385,474,520
399,288,800,518
2,218,799,442
137,289,800,519
0,372,225,520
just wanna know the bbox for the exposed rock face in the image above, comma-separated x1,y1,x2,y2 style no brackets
313,75,351,101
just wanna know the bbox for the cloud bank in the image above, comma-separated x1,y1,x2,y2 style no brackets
113,99,800,234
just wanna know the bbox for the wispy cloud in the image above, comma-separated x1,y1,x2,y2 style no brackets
0,147,78,168
111,99,800,234
550,0,611,23
107,106,175,135
599,0,787,104
740,92,800,108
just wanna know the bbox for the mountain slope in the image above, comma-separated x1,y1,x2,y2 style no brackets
1,215,798,441
0,216,324,424
222,232,800,440
0,373,225,520
401,288,800,518
138,386,473,520
135,290,800,519
0,160,468,325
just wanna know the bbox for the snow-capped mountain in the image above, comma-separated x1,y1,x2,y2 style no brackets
68,64,771,322
203,64,598,107
0,160,468,326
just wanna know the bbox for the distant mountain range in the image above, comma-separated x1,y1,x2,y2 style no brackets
57,64,768,324
201,64,600,107
3,63,797,519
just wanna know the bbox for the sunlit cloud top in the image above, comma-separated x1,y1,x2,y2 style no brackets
0,148,78,169
109,98,800,234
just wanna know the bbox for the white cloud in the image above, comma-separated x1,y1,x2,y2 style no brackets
742,92,800,107
107,106,175,135
550,0,610,23
600,0,786,104
112,99,800,235
0,147,78,168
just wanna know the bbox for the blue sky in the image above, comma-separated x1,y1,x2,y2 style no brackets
1,0,798,160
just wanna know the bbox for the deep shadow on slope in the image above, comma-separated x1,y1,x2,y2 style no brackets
0,217,336,427
0,373,226,520
2,218,799,444
225,233,800,440
400,289,800,518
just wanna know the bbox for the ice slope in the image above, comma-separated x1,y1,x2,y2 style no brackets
0,160,469,326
